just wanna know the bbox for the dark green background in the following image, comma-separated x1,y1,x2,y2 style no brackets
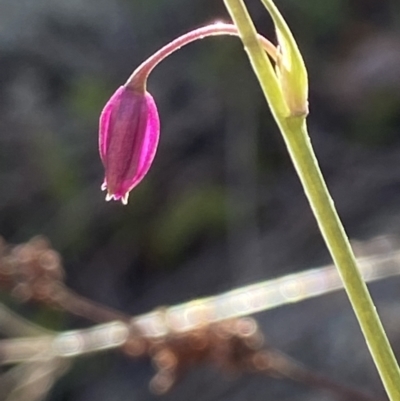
1,0,400,400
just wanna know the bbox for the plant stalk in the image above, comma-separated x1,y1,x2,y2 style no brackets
223,0,400,399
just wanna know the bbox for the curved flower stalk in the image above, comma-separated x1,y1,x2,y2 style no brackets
99,23,277,205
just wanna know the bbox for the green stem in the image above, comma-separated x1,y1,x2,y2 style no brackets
223,0,400,400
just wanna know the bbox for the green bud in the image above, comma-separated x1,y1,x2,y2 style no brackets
261,0,308,117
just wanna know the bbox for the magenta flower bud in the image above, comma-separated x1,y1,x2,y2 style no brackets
99,85,160,205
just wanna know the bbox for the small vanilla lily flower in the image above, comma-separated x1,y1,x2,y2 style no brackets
99,85,159,205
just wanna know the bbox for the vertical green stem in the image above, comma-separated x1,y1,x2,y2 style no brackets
223,0,400,399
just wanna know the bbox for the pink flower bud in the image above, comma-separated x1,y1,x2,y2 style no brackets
99,86,160,205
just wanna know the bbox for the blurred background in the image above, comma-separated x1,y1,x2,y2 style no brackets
1,0,400,400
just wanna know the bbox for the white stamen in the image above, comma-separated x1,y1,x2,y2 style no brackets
121,193,129,205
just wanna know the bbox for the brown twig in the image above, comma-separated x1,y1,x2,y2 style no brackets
46,284,130,324
0,236,130,324
254,349,384,401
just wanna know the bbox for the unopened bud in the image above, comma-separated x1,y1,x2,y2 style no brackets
262,0,308,117
99,86,160,205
